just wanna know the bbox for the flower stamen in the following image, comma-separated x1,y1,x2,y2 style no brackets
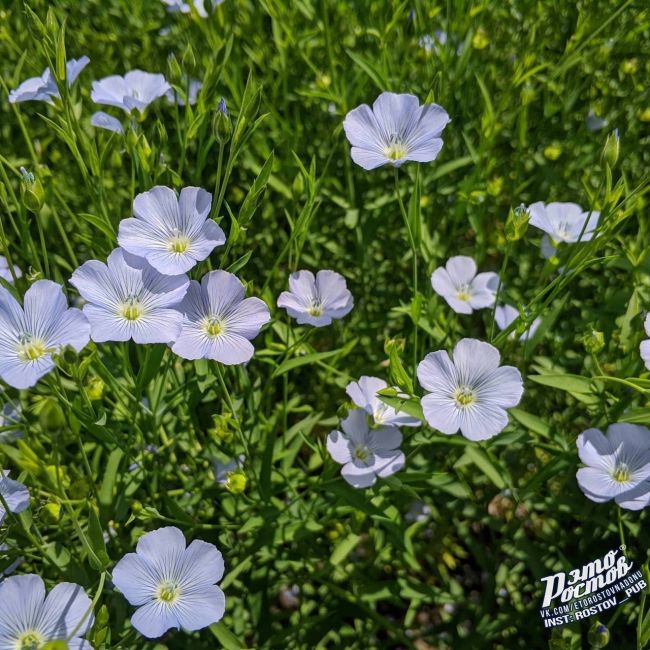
203,317,225,338
16,335,47,362
120,297,144,321
17,630,44,649
612,463,631,483
156,582,181,605
453,386,476,408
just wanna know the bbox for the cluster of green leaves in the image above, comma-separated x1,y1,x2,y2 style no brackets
0,0,649,648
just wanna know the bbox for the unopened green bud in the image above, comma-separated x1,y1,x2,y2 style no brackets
292,172,305,198
167,53,182,84
156,121,168,147
126,126,139,148
602,129,620,169
208,412,234,443
45,7,59,34
39,398,66,432
87,377,104,401
384,337,406,355
212,98,232,144
587,622,610,648
19,167,44,213
225,470,247,494
42,502,61,524
505,204,530,241
582,330,605,355
181,42,196,71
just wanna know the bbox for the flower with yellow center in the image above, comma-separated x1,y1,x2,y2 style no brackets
431,256,499,315
71,248,189,345
0,575,95,649
112,526,226,639
418,338,523,441
327,409,405,489
577,423,650,510
0,280,90,390
118,185,226,275
343,91,450,170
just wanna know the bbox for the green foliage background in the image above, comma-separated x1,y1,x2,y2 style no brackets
0,0,649,648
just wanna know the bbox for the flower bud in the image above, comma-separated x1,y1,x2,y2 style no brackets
42,502,61,524
587,622,610,648
39,398,66,432
181,42,196,72
601,129,620,169
212,98,232,144
87,377,105,401
225,470,247,494
292,172,305,198
167,53,182,84
505,204,529,242
582,330,605,355
19,167,44,213
208,413,234,443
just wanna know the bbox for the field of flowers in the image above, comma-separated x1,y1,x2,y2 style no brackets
0,0,649,648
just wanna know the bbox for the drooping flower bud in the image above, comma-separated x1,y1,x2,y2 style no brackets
602,129,620,169
19,167,44,213
582,330,605,355
587,622,610,648
212,98,232,144
505,204,530,242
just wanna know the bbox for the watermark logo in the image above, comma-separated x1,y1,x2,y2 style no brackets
539,546,646,628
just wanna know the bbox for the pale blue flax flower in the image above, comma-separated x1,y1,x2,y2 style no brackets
162,0,224,16
327,409,405,488
0,574,94,649
166,79,202,106
172,270,270,365
118,186,225,276
9,56,90,104
576,424,650,511
343,92,450,170
91,70,171,114
112,526,226,639
528,201,600,258
431,256,499,314
494,305,541,342
90,111,124,134
346,376,420,427
0,471,29,524
0,400,23,443
0,280,90,389
277,270,353,327
0,255,22,284
70,248,189,344
640,314,650,371
417,339,523,441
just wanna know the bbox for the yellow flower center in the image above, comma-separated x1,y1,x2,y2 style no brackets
17,337,47,362
354,446,370,461
168,234,191,254
120,302,144,321
203,318,224,338
456,285,472,301
17,630,44,649
454,386,476,407
307,304,323,317
384,142,409,161
612,463,631,483
156,582,181,604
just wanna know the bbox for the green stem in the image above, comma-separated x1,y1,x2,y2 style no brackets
394,169,419,381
